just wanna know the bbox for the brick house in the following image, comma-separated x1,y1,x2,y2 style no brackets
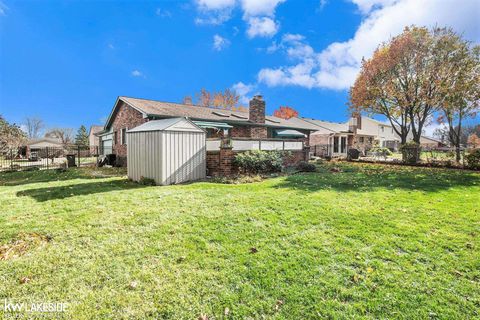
97,95,319,170
307,114,445,157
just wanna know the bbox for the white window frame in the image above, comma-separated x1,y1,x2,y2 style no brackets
120,128,127,145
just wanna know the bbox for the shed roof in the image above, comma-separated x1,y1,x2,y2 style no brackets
127,117,204,133
275,129,306,137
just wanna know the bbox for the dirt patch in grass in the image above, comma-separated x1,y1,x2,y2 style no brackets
0,233,51,261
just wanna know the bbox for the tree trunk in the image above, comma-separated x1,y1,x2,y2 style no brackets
455,123,462,162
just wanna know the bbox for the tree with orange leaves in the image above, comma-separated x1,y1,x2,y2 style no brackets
467,134,480,149
273,106,299,120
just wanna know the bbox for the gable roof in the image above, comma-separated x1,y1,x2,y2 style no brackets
27,138,63,147
89,125,103,136
127,117,204,133
302,118,350,133
104,96,319,132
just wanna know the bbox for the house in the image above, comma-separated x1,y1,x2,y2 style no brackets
98,95,319,167
419,136,447,148
307,114,445,157
88,125,103,147
19,137,64,159
307,115,399,157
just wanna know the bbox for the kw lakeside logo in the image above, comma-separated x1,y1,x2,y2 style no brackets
2,299,68,313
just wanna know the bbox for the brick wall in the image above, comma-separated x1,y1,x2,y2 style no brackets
206,148,308,177
230,125,250,138
206,151,220,176
110,101,147,166
310,133,330,146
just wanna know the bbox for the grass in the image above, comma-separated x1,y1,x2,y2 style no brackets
0,163,479,319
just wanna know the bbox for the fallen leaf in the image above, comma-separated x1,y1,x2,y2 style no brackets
128,281,138,289
274,299,284,311
250,247,258,254
20,276,30,284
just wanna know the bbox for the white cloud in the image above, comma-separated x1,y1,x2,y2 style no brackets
196,0,235,10
155,8,172,18
423,122,447,137
232,82,256,104
131,70,144,77
194,0,235,25
257,0,480,90
246,17,279,38
194,0,285,37
319,0,328,10
0,1,8,16
213,34,230,51
240,0,285,16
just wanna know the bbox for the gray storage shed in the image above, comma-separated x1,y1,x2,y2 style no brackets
127,117,206,185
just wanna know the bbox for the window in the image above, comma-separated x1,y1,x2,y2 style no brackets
381,126,385,133
340,137,347,153
359,137,364,143
113,131,118,145
333,137,339,153
121,128,127,145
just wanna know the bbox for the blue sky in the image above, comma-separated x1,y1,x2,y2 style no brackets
0,0,478,134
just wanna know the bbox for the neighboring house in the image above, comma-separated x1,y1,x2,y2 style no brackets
307,114,444,157
27,138,63,150
19,138,63,159
306,115,399,157
419,136,447,148
88,125,103,147
98,95,319,166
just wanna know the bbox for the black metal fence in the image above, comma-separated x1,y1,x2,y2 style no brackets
0,146,101,172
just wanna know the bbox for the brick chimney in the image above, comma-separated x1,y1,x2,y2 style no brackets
248,95,267,138
349,113,362,133
249,95,265,124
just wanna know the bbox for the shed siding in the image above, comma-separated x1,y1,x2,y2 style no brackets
161,131,205,185
127,125,206,185
127,131,163,183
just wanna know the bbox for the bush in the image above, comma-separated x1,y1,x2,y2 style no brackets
234,150,286,175
465,149,480,170
400,141,421,164
370,147,393,156
138,176,156,186
296,161,316,172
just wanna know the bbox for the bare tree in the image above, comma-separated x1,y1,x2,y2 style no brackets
45,128,73,146
182,96,193,105
25,117,44,139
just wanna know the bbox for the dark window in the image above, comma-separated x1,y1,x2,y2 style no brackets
113,131,117,145
333,137,339,153
341,137,347,153
267,128,275,138
121,128,127,145
206,128,222,138
359,137,364,143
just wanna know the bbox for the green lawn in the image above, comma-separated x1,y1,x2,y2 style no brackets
0,163,479,319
